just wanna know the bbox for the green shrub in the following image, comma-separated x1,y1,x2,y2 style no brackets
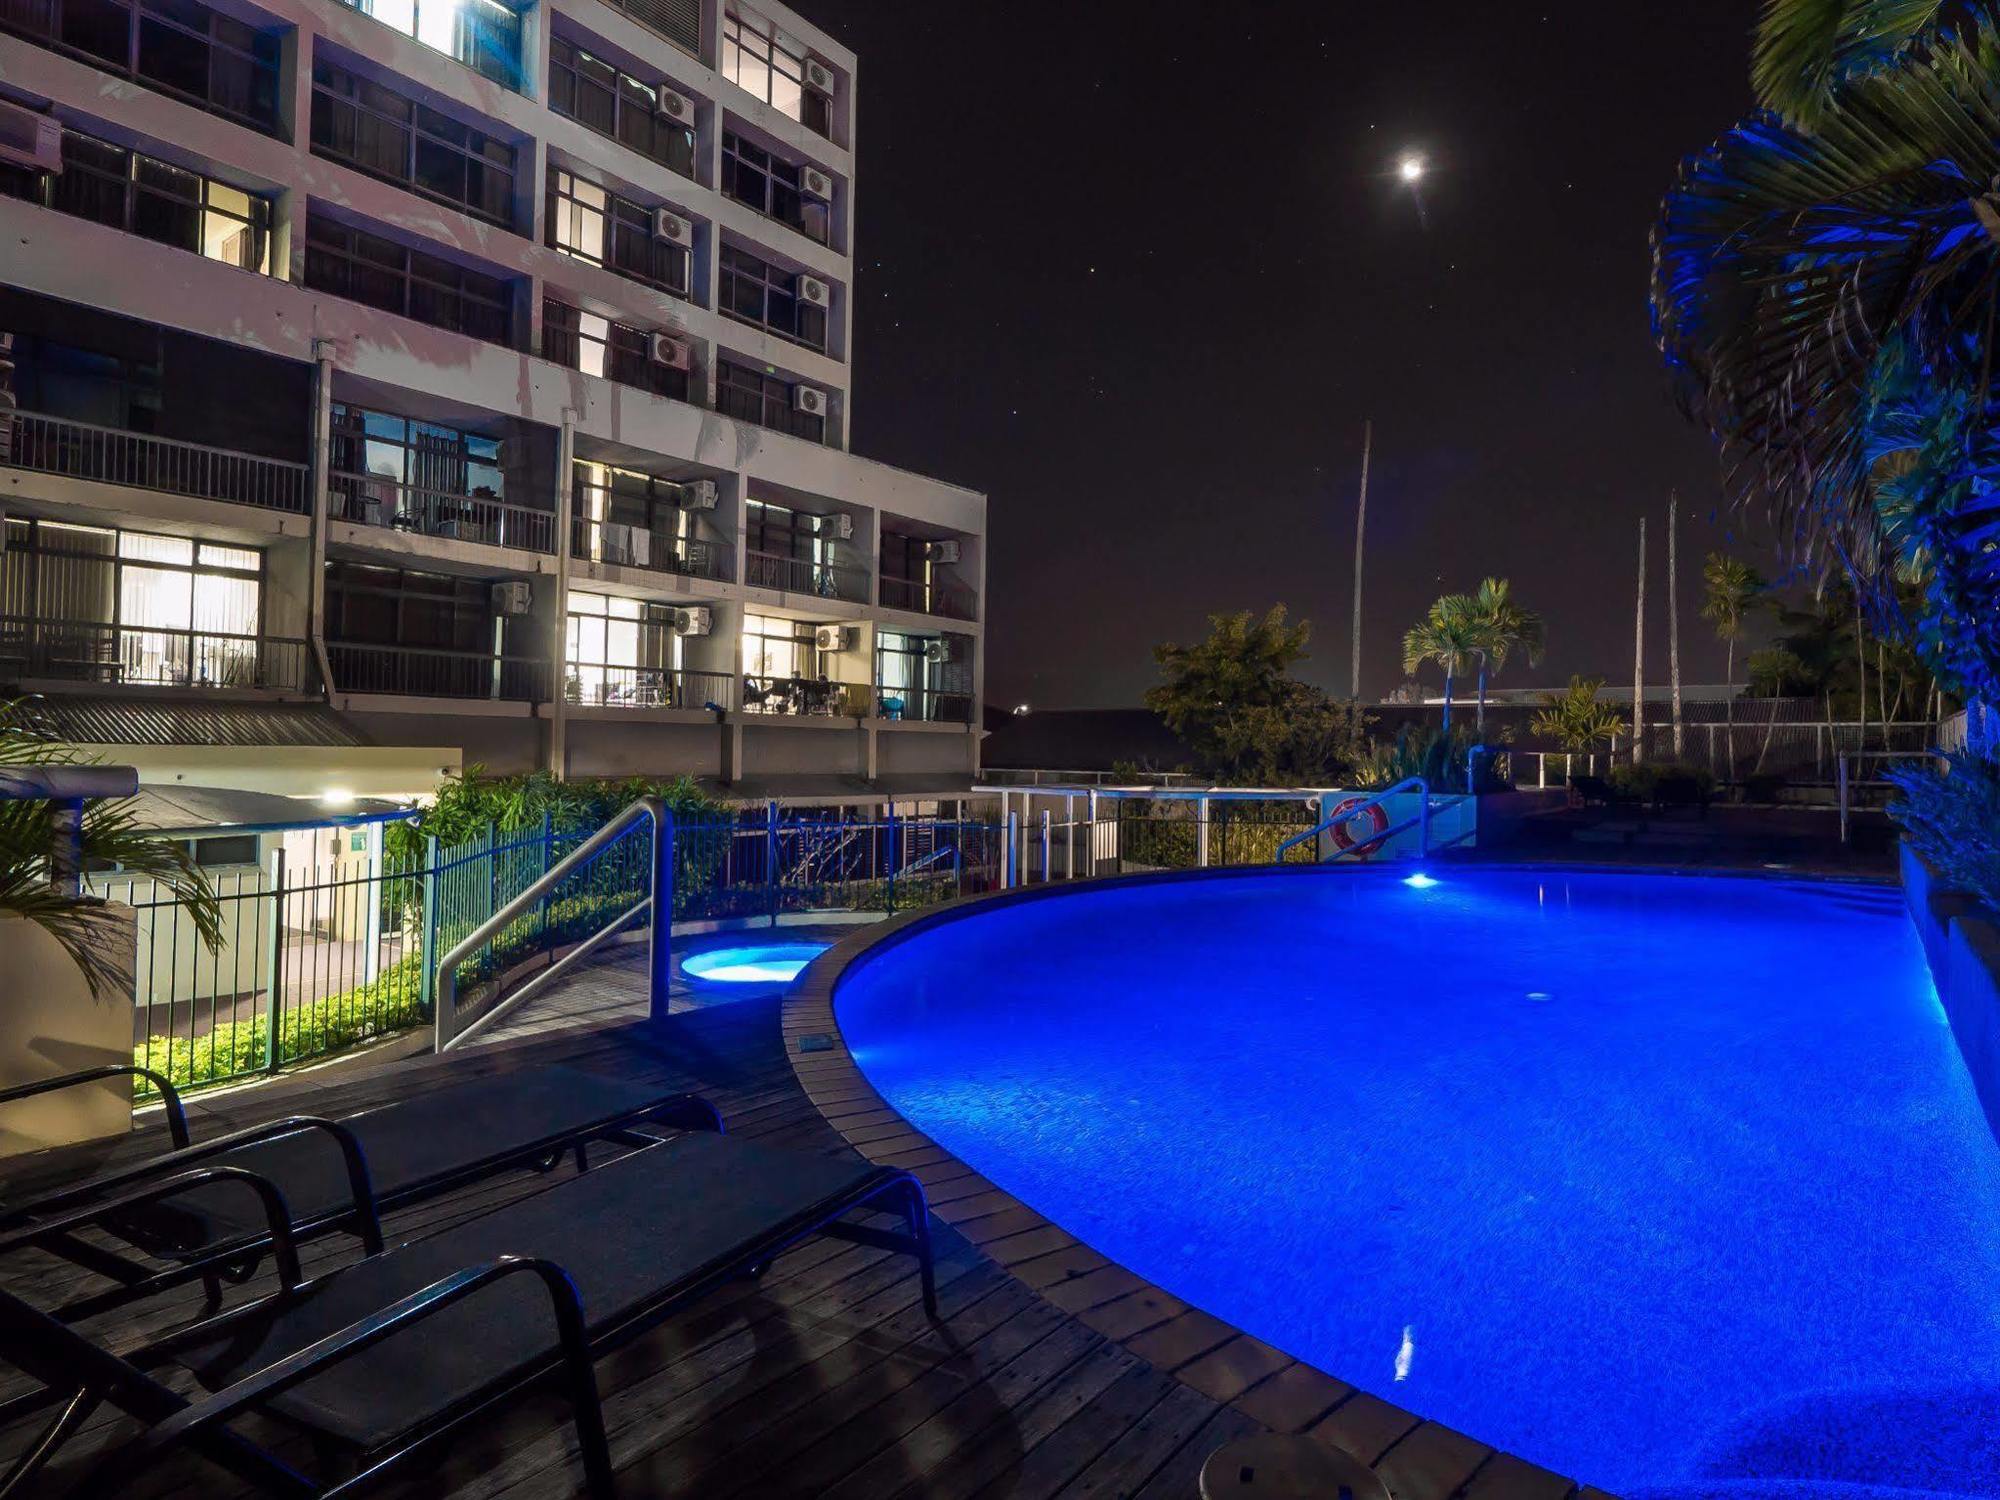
1889,752,2000,910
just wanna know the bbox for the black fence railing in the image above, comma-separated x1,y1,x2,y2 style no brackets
570,516,724,579
331,472,554,554
0,616,311,692
740,675,871,717
1,411,308,513
745,549,865,601
879,573,976,621
566,664,735,711
328,642,550,700
875,684,975,725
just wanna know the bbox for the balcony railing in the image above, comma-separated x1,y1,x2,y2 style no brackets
331,472,554,555
740,674,871,718
328,641,550,700
745,550,865,602
875,683,975,725
0,616,311,692
566,665,736,712
571,517,725,580
1,411,309,514
879,574,977,622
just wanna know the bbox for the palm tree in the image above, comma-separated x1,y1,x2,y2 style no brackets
1651,1,2000,709
1462,577,1545,733
1699,553,1767,768
1529,676,1628,779
0,703,218,992
1402,595,1483,738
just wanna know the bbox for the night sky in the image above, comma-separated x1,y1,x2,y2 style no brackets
791,1,1761,709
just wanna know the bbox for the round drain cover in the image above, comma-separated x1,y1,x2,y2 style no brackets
1198,1435,1390,1500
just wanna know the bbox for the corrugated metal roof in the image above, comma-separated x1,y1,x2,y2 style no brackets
129,785,404,834
14,696,368,749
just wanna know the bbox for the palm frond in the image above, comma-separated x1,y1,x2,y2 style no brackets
1752,0,1951,127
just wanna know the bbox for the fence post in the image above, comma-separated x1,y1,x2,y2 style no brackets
953,808,964,896
419,833,439,1031
1004,811,1017,888
886,799,897,914
650,807,675,1024
261,847,286,1072
766,800,780,926
1088,790,1099,877
537,809,553,954
1041,809,1052,883
1066,793,1076,879
1196,794,1210,868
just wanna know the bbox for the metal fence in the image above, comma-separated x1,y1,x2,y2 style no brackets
1,411,309,513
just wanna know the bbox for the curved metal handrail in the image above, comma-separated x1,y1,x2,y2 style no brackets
1274,776,1430,862
433,796,674,1052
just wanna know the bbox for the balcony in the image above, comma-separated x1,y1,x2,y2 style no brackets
875,683,974,725
0,616,311,692
879,574,976,622
566,664,735,712
571,517,724,580
740,674,870,718
744,550,865,602
328,642,549,700
1,412,309,515
331,472,555,555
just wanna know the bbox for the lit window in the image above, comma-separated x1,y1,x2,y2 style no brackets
721,8,827,133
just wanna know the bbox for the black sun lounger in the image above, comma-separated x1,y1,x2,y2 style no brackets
1,1130,934,1498
0,1064,720,1321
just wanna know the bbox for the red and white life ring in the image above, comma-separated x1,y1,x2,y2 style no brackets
1327,796,1391,857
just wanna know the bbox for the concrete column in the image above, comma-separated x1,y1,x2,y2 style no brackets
307,339,335,700
549,409,576,778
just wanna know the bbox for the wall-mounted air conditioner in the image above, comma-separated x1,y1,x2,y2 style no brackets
673,606,712,636
931,539,961,565
803,58,835,95
797,275,830,308
828,512,854,540
651,333,693,370
658,88,694,127
678,478,718,510
814,624,853,653
491,581,533,615
793,384,827,417
653,207,693,247
800,166,833,202
924,638,953,665
0,102,62,173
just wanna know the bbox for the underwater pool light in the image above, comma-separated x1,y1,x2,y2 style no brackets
1403,872,1439,890
682,942,830,985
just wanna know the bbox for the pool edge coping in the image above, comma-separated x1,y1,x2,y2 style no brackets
783,865,1607,1500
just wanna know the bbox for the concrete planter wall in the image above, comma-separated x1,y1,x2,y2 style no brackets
1903,842,2000,1139
0,906,138,1158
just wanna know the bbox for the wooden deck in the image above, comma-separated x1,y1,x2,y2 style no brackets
0,941,1585,1499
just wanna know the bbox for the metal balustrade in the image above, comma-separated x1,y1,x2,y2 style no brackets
328,642,551,701
872,683,974,724
879,573,977,621
745,549,865,601
571,516,724,579
0,616,311,692
1,412,308,513
330,472,555,554
740,674,872,717
566,665,735,712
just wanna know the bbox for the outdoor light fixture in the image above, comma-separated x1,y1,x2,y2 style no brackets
1012,703,1032,716
320,788,356,809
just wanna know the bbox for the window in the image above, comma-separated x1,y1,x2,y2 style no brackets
547,172,689,298
741,611,814,680
721,132,828,244
874,628,970,722
720,245,825,350
305,215,513,345
4,0,284,134
572,462,712,575
718,359,825,443
193,833,260,867
329,403,505,519
745,497,822,563
596,0,697,56
542,300,691,403
722,8,829,136
566,590,680,706
331,0,523,88
549,39,695,180
0,127,271,272
312,62,517,227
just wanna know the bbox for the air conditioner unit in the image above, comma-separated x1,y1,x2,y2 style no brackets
814,624,852,653
491,580,533,615
658,88,694,127
923,638,953,665
828,511,854,540
931,539,961,565
677,478,718,510
651,332,693,370
800,166,834,202
793,384,828,417
797,274,830,308
673,606,712,637
653,207,693,247
0,102,62,173
803,57,835,95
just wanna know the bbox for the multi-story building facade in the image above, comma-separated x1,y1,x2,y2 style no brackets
0,0,985,804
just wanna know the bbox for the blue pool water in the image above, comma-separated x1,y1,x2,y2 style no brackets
835,869,2000,1496
681,941,829,985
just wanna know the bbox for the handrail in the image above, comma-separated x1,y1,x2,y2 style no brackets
1274,776,1430,862
434,796,673,1051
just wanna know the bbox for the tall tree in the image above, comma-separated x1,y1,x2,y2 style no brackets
1462,577,1546,733
1402,595,1483,738
1700,552,1769,769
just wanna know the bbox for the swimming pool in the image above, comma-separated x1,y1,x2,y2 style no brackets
681,941,830,986
834,868,2000,1495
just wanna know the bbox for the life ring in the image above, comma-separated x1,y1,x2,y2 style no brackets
1327,796,1390,857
